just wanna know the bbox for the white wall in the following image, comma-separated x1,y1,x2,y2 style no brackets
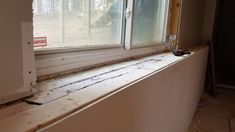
0,0,35,104
39,47,209,132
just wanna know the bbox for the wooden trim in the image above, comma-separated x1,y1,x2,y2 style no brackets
168,0,182,45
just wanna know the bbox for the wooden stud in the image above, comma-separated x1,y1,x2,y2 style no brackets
168,0,182,46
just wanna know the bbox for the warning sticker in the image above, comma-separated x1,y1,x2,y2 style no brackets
34,37,47,47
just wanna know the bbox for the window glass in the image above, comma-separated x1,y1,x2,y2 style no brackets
132,0,168,46
33,0,123,49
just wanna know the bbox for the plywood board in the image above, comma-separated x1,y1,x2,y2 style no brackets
26,59,163,104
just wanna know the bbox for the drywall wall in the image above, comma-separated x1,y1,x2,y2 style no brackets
178,0,207,49
39,47,208,132
0,0,35,104
201,0,217,43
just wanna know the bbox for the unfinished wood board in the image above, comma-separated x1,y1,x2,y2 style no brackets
167,0,182,47
26,59,162,104
169,0,181,35
0,102,34,119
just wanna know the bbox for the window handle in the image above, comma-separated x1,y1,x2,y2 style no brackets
126,8,132,19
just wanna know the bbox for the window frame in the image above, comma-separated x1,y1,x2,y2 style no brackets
34,0,178,78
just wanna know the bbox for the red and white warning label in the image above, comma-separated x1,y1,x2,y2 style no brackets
33,37,47,47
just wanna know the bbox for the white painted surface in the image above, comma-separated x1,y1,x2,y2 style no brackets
124,0,134,50
39,47,208,132
21,22,37,91
0,1,36,104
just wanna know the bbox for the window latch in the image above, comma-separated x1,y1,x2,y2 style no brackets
126,8,132,19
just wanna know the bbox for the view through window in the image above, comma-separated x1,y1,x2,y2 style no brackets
132,0,168,46
33,0,169,49
33,0,124,49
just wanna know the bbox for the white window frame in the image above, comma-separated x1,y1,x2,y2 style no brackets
34,0,171,78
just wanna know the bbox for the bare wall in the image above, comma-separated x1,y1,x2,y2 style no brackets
201,0,217,43
178,0,207,49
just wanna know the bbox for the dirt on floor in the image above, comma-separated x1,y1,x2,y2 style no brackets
188,88,235,132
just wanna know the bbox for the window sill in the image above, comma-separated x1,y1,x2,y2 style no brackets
35,45,166,78
0,51,193,132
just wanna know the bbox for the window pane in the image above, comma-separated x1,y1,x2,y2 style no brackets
33,0,123,49
132,0,168,46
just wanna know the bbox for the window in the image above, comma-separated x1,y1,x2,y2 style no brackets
33,0,124,49
33,0,169,49
132,0,169,46
33,0,170,77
